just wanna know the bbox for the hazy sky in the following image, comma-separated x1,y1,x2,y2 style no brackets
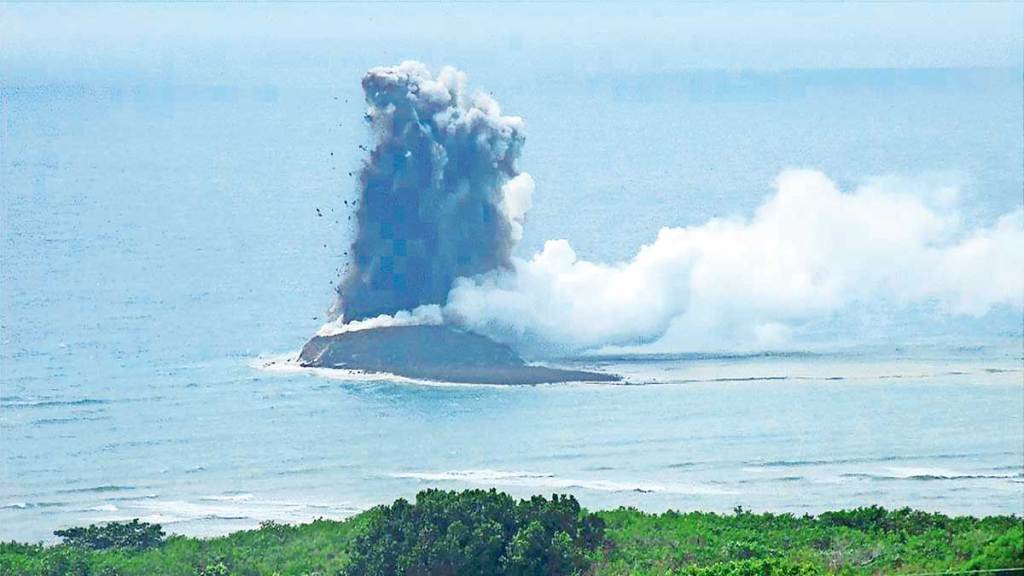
3,2,1022,85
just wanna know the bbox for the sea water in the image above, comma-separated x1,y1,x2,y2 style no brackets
2,67,1022,541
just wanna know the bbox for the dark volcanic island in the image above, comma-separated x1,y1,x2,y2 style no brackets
300,326,620,385
300,62,620,385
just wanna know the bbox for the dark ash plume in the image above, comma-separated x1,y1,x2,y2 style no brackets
335,62,532,322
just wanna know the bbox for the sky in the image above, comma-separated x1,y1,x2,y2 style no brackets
2,2,1023,88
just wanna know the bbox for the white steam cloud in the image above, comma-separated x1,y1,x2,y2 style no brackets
317,304,443,337
445,170,1024,351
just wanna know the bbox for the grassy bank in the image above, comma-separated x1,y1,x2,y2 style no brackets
1,489,1021,575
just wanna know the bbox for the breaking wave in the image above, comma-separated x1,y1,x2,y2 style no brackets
389,469,735,495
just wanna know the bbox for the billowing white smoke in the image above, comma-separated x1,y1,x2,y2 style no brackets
444,170,1024,351
317,304,443,337
500,173,535,243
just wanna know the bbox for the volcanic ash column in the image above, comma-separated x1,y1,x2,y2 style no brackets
300,61,618,385
336,61,531,322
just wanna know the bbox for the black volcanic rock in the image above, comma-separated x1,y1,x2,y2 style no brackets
299,325,620,385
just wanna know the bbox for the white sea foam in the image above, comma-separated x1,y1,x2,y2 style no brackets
103,496,359,527
389,469,735,495
200,493,254,502
883,466,1015,480
251,354,522,389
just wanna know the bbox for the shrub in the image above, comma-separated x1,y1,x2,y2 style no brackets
682,558,821,575
344,489,605,576
962,524,1024,572
53,519,165,551
817,506,950,535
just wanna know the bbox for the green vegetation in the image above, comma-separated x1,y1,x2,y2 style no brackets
1,491,1020,576
53,520,165,552
346,489,603,575
595,505,1022,575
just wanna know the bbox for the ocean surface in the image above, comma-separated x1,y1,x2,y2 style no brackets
3,67,1023,541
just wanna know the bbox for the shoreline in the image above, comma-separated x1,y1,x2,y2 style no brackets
2,490,1021,575
6,496,1024,545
